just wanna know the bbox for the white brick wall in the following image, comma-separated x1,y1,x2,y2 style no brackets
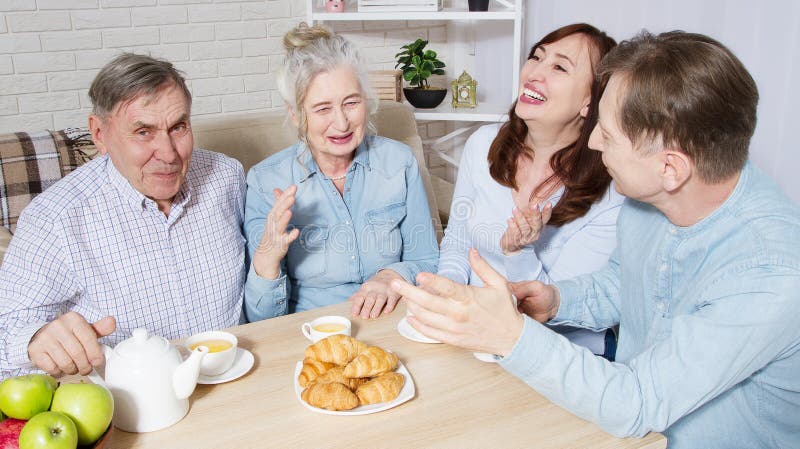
0,55,12,74
37,0,99,9
0,34,41,52
0,95,18,115
14,53,75,73
18,91,80,113
40,30,101,51
0,0,451,135
72,10,131,29
2,2,38,13
131,6,189,26
8,12,71,32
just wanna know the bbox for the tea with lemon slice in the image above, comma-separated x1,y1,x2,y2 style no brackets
190,339,233,353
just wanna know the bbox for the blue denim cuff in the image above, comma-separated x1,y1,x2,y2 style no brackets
244,264,289,320
552,278,585,322
381,262,414,284
498,316,558,381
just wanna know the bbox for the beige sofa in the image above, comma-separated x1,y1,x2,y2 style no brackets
0,100,447,263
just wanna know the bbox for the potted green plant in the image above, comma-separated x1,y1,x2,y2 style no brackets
395,38,447,109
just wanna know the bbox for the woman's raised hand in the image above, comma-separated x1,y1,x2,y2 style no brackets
499,202,552,255
253,185,300,280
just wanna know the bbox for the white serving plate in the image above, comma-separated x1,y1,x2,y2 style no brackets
293,360,415,415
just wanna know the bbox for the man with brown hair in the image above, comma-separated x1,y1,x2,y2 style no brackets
393,31,800,448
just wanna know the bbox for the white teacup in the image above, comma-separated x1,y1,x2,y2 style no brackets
301,316,351,342
185,330,238,376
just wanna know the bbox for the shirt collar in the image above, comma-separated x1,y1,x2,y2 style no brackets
295,137,372,183
104,155,192,213
674,161,750,236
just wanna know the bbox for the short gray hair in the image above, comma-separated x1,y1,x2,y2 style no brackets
89,53,192,117
277,22,377,142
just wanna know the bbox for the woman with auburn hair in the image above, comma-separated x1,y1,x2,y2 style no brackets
436,24,622,357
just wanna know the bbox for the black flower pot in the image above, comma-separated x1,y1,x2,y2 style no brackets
468,0,490,11
403,87,447,109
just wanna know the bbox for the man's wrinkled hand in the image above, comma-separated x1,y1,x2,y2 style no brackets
27,312,116,377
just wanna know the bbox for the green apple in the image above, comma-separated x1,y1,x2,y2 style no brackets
18,412,77,449
0,410,4,422
50,384,113,446
40,377,58,393
0,375,56,420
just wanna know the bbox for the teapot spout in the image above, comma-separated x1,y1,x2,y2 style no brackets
173,346,208,399
87,344,114,388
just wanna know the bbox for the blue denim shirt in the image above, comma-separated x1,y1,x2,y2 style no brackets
499,163,800,448
243,136,438,320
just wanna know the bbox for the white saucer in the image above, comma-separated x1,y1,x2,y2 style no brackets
473,351,499,363
397,317,441,344
198,348,254,384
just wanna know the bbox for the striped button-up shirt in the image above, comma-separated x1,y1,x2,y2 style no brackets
0,149,246,378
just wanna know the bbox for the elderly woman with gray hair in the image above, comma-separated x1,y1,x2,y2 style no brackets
243,23,438,321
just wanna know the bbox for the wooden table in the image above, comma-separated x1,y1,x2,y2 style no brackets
100,303,667,449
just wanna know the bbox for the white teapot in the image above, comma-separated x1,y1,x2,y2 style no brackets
88,328,208,433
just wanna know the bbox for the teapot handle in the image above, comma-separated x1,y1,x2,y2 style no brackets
86,344,113,388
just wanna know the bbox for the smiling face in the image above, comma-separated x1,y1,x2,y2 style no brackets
588,75,665,202
89,82,193,215
299,65,367,166
515,33,596,130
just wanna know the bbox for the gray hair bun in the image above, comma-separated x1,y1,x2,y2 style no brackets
283,22,334,52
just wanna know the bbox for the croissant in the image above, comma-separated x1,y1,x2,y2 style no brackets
301,382,359,411
343,346,399,378
356,372,405,405
297,357,336,388
305,334,367,366
314,366,367,391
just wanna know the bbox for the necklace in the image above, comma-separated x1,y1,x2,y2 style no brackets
327,173,347,181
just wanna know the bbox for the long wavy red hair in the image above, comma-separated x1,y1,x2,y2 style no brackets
487,23,616,226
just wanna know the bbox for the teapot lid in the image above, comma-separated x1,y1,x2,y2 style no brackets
115,328,169,358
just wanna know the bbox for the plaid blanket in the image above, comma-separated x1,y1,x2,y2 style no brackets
0,128,97,233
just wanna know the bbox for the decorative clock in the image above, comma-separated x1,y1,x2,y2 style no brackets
451,70,477,108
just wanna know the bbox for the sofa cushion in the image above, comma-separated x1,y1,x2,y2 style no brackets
0,128,97,234
0,226,10,264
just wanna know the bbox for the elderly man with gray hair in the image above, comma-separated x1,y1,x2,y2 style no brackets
0,53,246,379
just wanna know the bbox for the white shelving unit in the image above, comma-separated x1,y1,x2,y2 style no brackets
310,8,517,22
306,0,524,123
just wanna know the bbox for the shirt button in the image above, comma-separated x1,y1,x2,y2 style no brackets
669,227,677,235
656,302,665,311
659,264,667,272
351,255,356,260
345,221,351,225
